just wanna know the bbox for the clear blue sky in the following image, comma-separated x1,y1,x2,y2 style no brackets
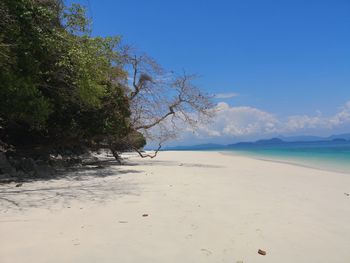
67,0,350,143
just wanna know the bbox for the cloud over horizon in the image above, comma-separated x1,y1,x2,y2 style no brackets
167,100,350,145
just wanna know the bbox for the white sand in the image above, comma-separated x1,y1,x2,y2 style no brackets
1,151,350,263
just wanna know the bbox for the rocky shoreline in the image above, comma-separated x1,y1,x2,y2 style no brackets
0,150,113,184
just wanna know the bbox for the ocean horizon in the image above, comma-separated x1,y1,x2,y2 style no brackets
165,140,350,174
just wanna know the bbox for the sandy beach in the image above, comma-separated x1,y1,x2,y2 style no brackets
1,151,350,263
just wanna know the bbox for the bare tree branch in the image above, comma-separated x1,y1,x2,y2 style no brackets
121,52,215,157
134,101,178,130
132,143,162,159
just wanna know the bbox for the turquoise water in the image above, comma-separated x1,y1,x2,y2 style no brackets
224,141,350,174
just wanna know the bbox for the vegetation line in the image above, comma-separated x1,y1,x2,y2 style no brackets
0,0,213,171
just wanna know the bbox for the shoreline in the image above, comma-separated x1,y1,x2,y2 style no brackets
219,150,350,175
1,151,350,263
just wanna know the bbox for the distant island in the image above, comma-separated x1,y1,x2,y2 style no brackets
164,133,350,151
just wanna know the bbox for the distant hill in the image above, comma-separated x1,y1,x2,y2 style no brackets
327,133,350,141
278,135,324,142
279,133,350,142
228,138,284,147
163,133,350,151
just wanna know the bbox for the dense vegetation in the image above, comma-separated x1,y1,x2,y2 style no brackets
0,0,145,157
0,0,212,167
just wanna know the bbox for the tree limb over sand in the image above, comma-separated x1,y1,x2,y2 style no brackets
124,53,215,157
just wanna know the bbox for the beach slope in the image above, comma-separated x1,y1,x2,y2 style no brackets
1,151,350,263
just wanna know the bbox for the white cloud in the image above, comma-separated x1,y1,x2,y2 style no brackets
214,92,239,99
328,102,350,127
284,102,350,132
212,103,280,136
192,101,350,140
147,100,350,147
285,115,324,131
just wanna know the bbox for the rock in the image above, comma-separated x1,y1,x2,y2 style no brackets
0,152,15,174
9,157,48,177
34,164,55,177
0,176,14,184
258,249,266,256
81,152,99,165
15,183,23,187
14,170,26,178
66,157,82,166
18,158,37,172
50,154,63,161
49,154,64,166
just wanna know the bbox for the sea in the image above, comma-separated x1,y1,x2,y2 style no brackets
224,140,350,174
168,140,350,174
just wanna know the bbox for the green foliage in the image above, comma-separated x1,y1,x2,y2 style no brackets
0,0,145,152
0,75,52,129
63,3,91,35
0,0,55,128
128,131,147,149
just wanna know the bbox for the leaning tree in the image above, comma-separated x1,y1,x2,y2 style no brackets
118,52,215,158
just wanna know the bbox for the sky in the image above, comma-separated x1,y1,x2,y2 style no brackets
67,0,350,145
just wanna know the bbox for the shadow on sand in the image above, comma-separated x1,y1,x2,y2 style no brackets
125,159,223,169
0,158,143,212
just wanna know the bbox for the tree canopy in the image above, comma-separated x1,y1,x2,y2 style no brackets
0,0,212,159
0,0,136,154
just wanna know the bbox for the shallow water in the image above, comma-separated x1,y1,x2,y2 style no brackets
223,141,350,174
